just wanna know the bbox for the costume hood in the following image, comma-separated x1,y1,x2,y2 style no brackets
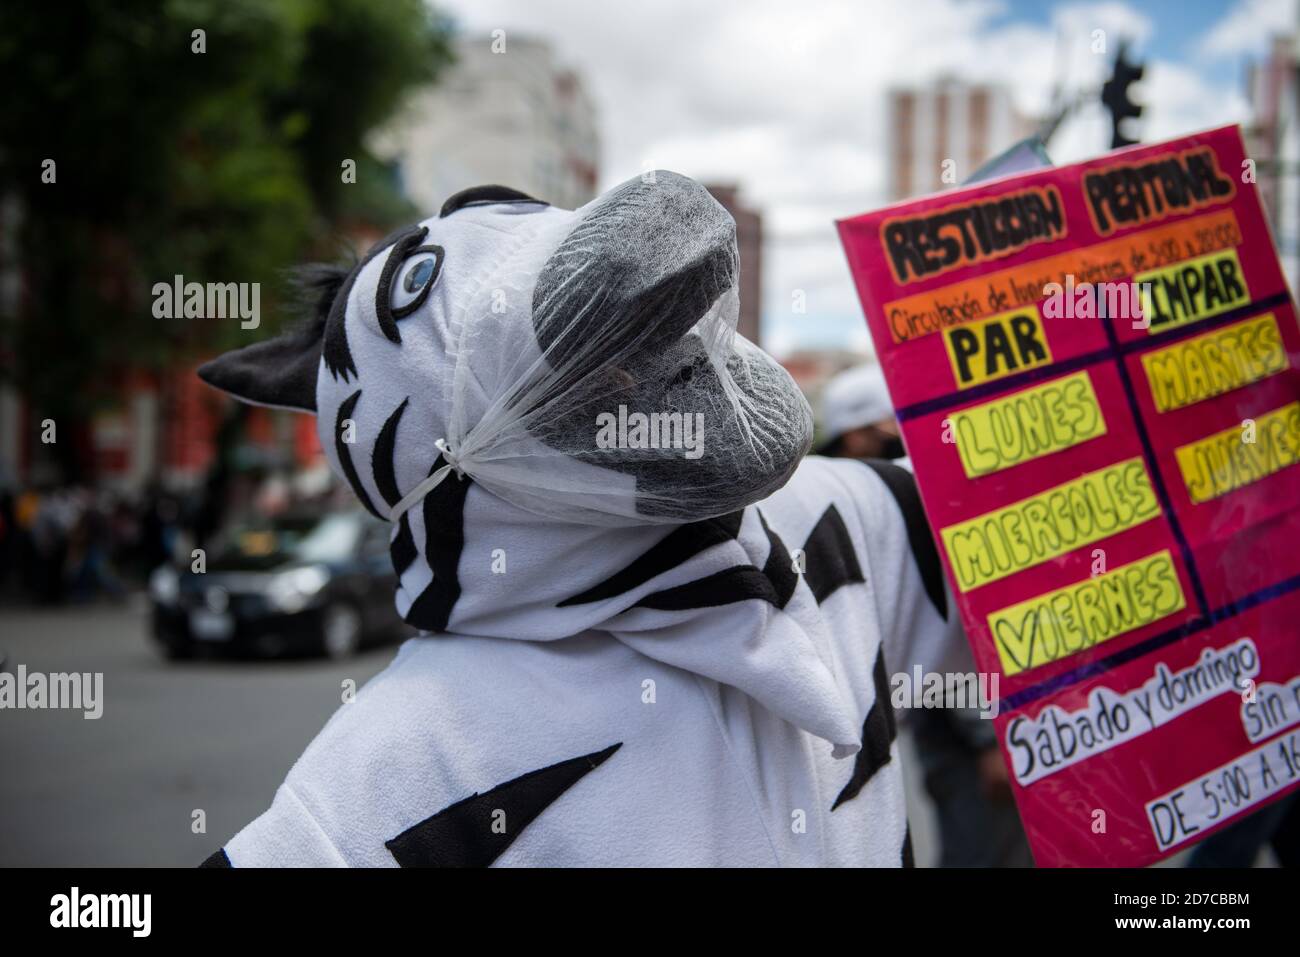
198,173,868,753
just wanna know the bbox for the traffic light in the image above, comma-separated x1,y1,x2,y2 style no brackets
1101,41,1144,149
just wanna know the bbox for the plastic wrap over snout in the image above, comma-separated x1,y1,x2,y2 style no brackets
531,171,740,376
401,171,813,526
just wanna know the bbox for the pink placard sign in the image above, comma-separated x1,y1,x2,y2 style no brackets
838,125,1300,866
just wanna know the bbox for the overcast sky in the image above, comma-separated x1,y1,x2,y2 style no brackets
435,0,1296,357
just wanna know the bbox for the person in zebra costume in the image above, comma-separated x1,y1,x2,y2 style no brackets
197,172,959,867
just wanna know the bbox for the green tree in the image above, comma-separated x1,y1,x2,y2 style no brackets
0,0,454,481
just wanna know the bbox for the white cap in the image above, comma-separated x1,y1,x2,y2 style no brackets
821,363,895,443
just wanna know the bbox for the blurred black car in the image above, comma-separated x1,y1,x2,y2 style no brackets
149,510,409,659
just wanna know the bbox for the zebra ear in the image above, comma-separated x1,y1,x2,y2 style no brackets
197,264,348,414
197,324,323,413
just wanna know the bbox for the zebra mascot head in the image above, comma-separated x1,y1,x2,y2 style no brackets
200,171,812,574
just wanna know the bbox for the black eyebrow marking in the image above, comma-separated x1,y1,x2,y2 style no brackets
321,223,422,382
372,397,410,508
323,287,358,381
439,184,548,218
335,389,384,520
374,223,428,343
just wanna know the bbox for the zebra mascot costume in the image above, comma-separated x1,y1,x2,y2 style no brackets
198,172,957,867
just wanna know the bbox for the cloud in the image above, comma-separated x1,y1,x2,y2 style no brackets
1200,0,1298,59
433,0,1254,356
1141,59,1250,141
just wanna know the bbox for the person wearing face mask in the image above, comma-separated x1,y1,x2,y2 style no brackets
817,364,907,462
817,361,1033,867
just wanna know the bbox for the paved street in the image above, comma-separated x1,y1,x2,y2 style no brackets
0,598,949,867
0,599,392,866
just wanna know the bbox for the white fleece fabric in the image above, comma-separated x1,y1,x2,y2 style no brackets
200,174,960,867
222,455,957,867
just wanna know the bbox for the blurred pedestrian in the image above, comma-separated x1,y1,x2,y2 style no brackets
30,487,79,604
66,489,125,602
818,363,906,461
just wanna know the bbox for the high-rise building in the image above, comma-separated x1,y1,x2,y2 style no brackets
702,184,763,347
1246,34,1300,293
374,34,600,214
887,79,1033,202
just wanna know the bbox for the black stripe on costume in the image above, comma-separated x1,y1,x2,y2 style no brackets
558,510,744,607
831,646,898,811
386,743,621,867
372,397,410,508
757,510,799,607
403,453,471,633
335,390,383,520
632,509,799,611
199,848,232,868
635,565,780,610
901,827,915,868
801,504,866,604
390,513,417,577
860,459,947,619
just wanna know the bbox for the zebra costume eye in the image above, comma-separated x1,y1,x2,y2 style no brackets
391,248,444,316
375,225,446,342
